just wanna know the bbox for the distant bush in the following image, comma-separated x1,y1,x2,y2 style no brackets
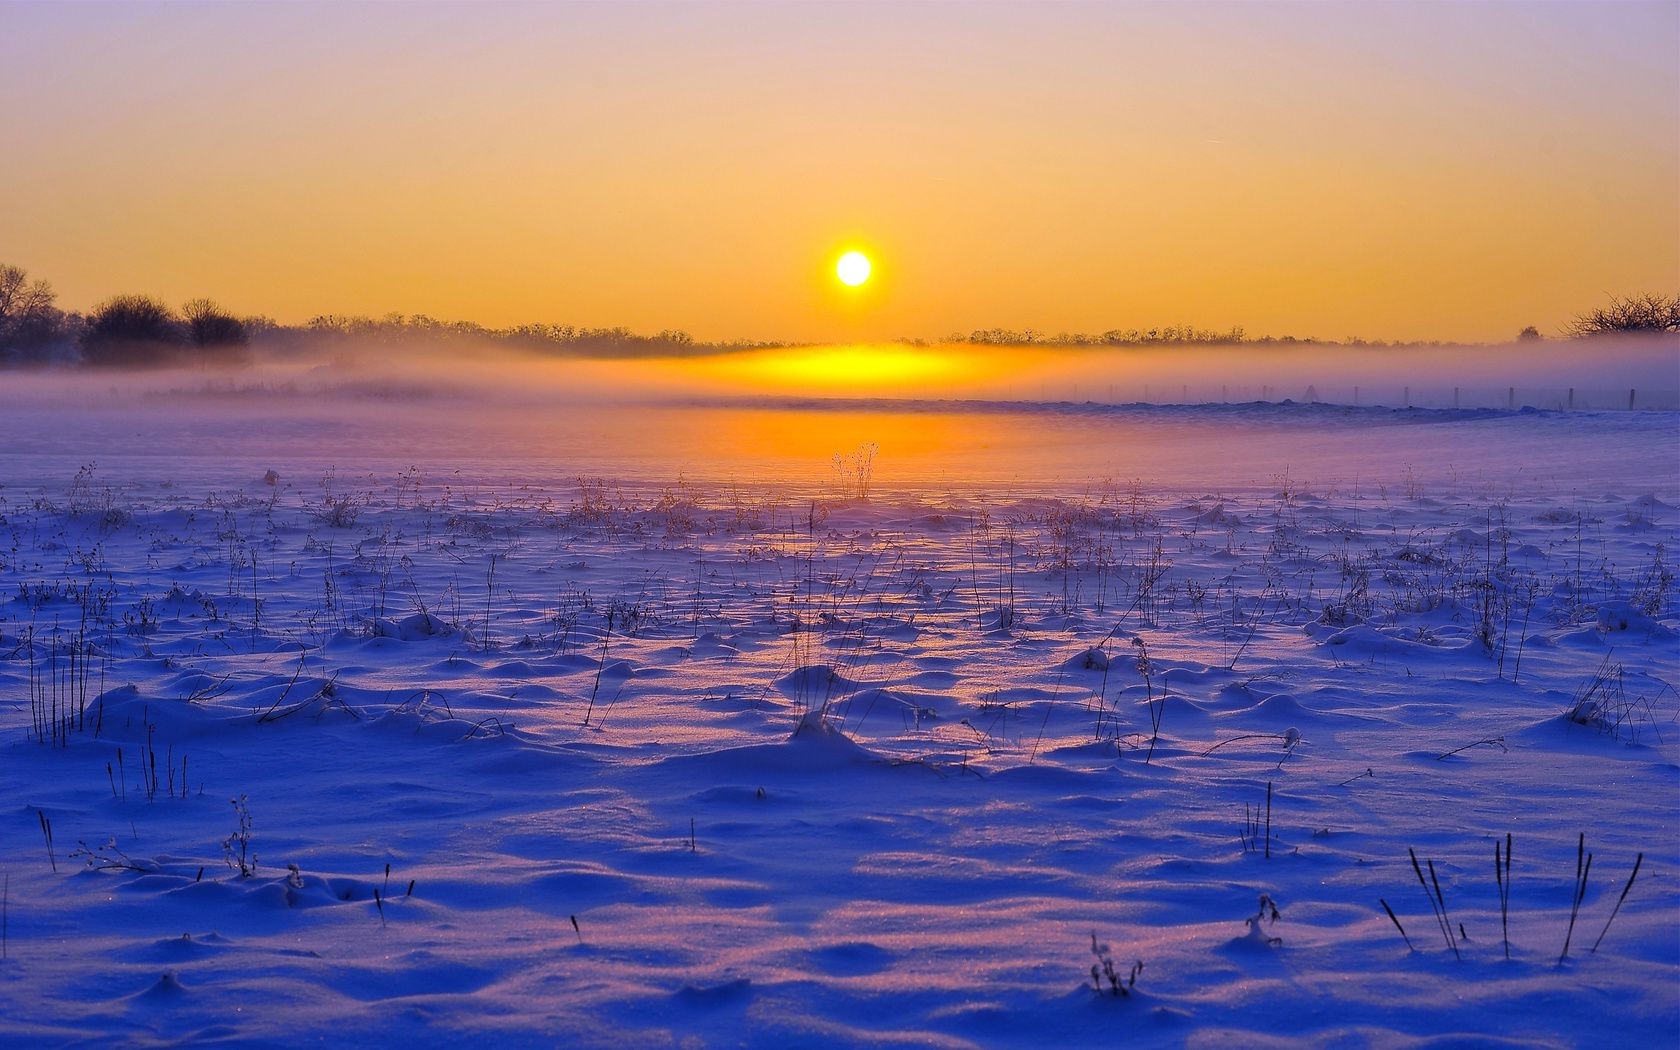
183,298,252,365
1517,326,1542,341
81,295,186,366
1567,294,1680,338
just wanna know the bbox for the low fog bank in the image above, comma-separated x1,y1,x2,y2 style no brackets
0,332,1673,496
984,336,1680,410
0,332,1674,413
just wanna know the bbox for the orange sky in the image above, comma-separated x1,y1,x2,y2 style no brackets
2,1,1676,344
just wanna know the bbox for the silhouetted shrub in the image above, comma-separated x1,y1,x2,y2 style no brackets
183,298,252,365
81,295,187,366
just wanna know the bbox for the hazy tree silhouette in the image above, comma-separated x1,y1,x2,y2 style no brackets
1517,326,1542,341
82,295,186,366
183,298,252,364
295,314,708,357
1566,294,1680,337
0,263,66,364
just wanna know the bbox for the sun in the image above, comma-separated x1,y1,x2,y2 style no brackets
836,250,872,287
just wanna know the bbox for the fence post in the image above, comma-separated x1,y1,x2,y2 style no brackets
1508,386,1514,410
1568,388,1574,410
1629,388,1636,411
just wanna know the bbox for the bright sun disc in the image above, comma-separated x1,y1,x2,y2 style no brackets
836,251,871,286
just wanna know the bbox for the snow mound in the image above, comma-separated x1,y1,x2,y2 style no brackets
371,612,469,642
774,664,860,700
1064,647,1111,672
1595,601,1673,638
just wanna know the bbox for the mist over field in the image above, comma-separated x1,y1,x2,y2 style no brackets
4,333,1676,410
0,334,1673,496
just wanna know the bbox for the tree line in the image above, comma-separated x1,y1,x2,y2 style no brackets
1,261,1675,368
0,262,778,367
280,314,748,359
0,265,254,367
943,297,1680,348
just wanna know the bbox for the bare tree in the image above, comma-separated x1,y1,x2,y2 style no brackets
182,298,251,364
0,264,63,363
1566,293,1680,338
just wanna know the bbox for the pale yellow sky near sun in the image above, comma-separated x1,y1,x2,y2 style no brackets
2,2,1676,343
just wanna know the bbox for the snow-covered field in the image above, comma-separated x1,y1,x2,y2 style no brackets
1,393,1676,1047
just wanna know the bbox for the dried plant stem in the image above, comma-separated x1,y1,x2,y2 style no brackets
1495,833,1512,960
38,811,56,874
1409,847,1459,958
1558,833,1593,965
1379,898,1414,951
1590,852,1642,954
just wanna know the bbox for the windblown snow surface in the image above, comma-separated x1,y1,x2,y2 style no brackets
0,391,1676,1047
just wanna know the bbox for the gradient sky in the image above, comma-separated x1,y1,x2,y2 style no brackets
3,0,1676,343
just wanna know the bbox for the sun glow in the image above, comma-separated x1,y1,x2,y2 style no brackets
682,343,961,394
836,251,872,287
